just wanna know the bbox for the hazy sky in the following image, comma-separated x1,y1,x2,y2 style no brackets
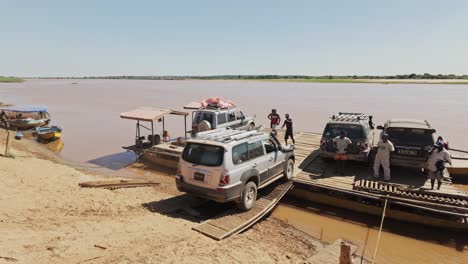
1,0,467,77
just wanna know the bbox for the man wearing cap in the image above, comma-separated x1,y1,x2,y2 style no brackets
427,142,452,190
373,134,395,181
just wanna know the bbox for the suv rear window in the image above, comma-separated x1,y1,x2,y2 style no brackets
195,112,214,127
182,143,224,167
324,124,364,139
386,128,434,146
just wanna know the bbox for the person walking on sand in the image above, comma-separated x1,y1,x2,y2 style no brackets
333,130,352,175
267,109,281,131
427,142,452,190
281,114,295,145
373,134,395,181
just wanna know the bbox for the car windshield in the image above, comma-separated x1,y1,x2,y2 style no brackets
323,124,364,139
386,128,434,146
182,143,224,167
194,112,214,126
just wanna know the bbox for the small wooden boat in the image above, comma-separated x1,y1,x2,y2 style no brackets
35,125,62,141
9,118,50,129
1,106,51,130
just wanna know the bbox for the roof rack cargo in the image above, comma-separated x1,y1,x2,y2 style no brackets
332,112,368,122
194,129,263,143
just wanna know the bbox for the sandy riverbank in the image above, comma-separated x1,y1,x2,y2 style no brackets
0,131,323,264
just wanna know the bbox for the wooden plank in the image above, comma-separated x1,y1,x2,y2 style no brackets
79,179,160,189
193,181,293,240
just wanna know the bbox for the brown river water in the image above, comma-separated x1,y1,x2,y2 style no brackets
1,79,467,263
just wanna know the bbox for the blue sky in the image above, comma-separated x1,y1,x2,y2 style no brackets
1,0,467,76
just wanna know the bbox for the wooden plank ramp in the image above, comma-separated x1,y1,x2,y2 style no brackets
79,179,160,190
192,181,293,240
192,130,320,240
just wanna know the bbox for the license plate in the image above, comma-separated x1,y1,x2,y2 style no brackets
193,172,205,181
398,149,418,156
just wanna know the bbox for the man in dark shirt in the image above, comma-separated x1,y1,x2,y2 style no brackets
281,113,295,145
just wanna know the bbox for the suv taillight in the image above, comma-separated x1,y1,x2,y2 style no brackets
320,138,327,150
219,175,230,186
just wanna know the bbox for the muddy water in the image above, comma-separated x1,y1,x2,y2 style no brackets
1,79,468,163
273,204,467,264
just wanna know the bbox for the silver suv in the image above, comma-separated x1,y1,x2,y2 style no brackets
176,129,295,211
189,106,256,134
320,112,375,162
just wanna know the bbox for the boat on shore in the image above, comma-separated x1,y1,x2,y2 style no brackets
1,106,50,130
120,107,190,169
35,125,62,141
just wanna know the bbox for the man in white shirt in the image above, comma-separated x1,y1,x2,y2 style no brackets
427,142,452,190
373,134,395,181
333,130,352,175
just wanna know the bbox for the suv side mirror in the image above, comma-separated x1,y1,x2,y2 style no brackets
377,125,384,130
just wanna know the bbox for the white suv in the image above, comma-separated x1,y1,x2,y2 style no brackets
176,129,295,211
190,106,256,134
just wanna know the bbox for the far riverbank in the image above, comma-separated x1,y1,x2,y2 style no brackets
0,76,23,83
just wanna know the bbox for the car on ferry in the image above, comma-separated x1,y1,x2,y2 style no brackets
184,98,256,134
319,112,375,162
176,129,295,211
377,119,436,168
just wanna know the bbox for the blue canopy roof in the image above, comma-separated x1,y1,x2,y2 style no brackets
0,106,48,113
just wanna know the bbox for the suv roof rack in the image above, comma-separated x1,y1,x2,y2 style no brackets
332,112,368,122
194,129,264,143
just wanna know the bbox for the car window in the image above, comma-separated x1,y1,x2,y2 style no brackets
235,111,245,120
182,143,224,167
217,113,227,124
263,139,276,154
228,111,236,122
248,140,265,160
323,124,364,139
232,143,248,165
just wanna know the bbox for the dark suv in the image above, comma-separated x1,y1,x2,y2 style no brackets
320,112,375,162
377,119,436,168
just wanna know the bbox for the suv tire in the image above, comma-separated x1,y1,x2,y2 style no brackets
283,159,294,180
248,123,256,131
237,181,257,211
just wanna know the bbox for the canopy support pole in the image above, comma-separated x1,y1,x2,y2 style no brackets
184,115,187,139
151,121,154,145
137,120,140,139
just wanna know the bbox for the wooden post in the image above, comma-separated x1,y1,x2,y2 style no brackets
339,241,353,264
4,129,11,156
